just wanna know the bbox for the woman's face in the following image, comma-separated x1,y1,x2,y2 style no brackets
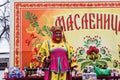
52,30,62,43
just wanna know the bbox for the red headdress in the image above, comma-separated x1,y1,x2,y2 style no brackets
50,26,63,32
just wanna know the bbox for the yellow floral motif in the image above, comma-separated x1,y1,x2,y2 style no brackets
86,52,101,61
118,45,120,58
26,24,36,33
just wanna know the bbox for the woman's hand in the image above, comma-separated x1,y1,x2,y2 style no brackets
45,57,51,63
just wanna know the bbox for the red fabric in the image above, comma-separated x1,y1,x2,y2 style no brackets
44,70,50,80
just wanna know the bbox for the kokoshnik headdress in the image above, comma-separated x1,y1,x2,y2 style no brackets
50,26,63,32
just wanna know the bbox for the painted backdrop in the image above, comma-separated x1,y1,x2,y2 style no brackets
13,2,120,71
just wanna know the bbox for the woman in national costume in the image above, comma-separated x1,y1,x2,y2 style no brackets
38,26,78,80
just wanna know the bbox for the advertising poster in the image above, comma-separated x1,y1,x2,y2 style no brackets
12,1,120,71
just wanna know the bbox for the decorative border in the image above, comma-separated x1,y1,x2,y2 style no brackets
14,2,120,67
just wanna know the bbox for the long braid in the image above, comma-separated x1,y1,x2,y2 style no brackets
61,26,66,42
63,32,66,42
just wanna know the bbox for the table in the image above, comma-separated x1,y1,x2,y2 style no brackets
4,76,44,80
97,76,120,80
4,76,120,80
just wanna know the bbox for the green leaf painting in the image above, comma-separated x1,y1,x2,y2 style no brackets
81,60,93,70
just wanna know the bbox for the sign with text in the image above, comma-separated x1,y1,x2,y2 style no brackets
13,1,120,70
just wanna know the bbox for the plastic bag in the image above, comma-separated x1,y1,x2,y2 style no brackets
94,66,110,76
